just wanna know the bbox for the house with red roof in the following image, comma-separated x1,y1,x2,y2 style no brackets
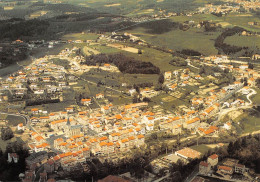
44,159,55,173
184,117,200,130
39,171,47,182
208,154,218,166
23,170,35,182
175,147,201,160
136,135,145,147
8,153,19,163
17,123,25,131
109,133,121,142
217,165,233,175
96,93,104,99
81,98,91,106
199,161,210,175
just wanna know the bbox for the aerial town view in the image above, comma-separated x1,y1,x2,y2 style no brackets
0,0,259,181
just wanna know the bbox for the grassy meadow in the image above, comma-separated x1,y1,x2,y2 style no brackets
123,26,220,55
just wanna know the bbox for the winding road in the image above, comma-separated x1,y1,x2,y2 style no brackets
247,88,256,105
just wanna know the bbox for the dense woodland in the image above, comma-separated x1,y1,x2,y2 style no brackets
138,19,179,34
82,53,160,74
0,19,50,41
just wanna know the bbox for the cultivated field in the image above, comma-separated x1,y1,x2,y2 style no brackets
107,44,139,53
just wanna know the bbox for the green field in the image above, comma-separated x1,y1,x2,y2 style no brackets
62,32,99,41
52,58,71,68
66,0,199,16
123,26,220,56
5,115,26,126
224,35,260,48
235,112,260,134
120,13,260,56
85,42,182,72
122,74,159,86
170,13,260,32
88,44,119,54
190,144,211,155
252,89,260,105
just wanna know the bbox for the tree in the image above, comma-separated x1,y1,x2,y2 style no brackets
256,78,260,88
1,127,14,141
171,171,182,182
133,84,140,94
243,77,248,86
132,95,139,103
158,73,164,84
143,97,151,102
248,63,254,69
224,68,229,74
199,66,206,75
227,142,234,155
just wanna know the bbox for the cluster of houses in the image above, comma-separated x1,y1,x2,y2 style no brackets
226,0,260,12
198,3,240,14
197,0,260,14
202,55,258,87
199,155,250,180
0,56,68,103
162,55,259,136
24,103,151,172
0,46,115,108
24,95,231,173
164,68,202,91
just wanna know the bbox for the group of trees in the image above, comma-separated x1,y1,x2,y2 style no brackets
227,134,260,173
1,127,14,141
256,78,260,89
169,57,187,67
179,49,202,56
202,21,218,32
215,26,247,55
0,47,28,67
0,141,29,181
82,53,160,74
199,65,235,86
129,19,179,34
199,65,222,76
25,98,60,106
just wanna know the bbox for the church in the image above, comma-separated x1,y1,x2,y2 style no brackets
65,117,82,137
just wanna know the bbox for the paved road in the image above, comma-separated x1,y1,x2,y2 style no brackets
186,59,199,70
247,88,256,104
